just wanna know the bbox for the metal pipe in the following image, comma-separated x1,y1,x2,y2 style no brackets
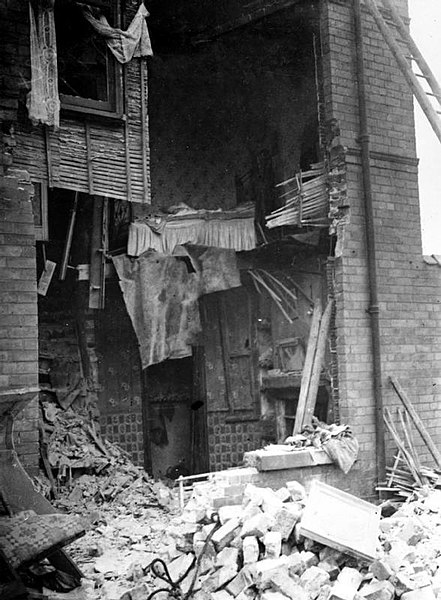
353,0,386,488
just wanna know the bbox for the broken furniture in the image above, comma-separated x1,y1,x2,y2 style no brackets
298,480,381,561
0,391,84,588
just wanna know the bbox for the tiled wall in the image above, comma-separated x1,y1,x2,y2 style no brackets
207,413,264,472
102,412,144,467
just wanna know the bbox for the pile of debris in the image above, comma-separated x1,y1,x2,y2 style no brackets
244,418,359,475
98,476,441,600
35,395,176,515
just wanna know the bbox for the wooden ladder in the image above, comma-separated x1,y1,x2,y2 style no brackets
364,0,441,144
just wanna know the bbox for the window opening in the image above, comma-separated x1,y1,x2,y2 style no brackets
55,0,122,114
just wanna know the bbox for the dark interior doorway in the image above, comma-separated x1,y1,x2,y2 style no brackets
143,357,195,480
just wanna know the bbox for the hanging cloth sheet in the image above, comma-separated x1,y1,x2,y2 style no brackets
128,205,256,256
27,2,60,127
184,246,242,295
81,2,153,63
112,253,201,368
112,248,242,367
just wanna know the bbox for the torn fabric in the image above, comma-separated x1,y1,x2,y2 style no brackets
81,2,153,63
27,2,60,127
185,246,242,295
112,253,201,368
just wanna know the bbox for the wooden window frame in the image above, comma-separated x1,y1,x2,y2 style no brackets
57,0,124,119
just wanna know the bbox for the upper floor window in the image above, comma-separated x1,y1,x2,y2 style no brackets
55,0,123,116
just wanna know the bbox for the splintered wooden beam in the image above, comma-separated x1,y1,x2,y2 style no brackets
301,299,334,429
390,376,441,470
59,191,79,281
293,301,322,434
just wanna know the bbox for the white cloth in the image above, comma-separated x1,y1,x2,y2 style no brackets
81,2,153,64
27,3,60,127
128,216,257,256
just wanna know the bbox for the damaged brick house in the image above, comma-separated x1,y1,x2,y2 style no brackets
1,0,441,503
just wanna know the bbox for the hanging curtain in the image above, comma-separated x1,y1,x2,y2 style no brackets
81,2,153,64
27,2,60,127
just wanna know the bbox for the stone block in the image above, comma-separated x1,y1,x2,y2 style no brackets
285,481,306,502
357,580,395,600
271,507,301,541
241,512,274,539
369,560,394,582
212,518,242,551
251,557,291,577
243,536,260,565
219,505,244,525
215,547,239,569
274,487,292,503
299,566,330,599
226,567,255,597
202,565,238,593
317,559,340,580
401,588,436,600
263,531,282,559
167,553,194,583
260,568,308,600
287,553,307,577
300,551,319,569
329,567,363,600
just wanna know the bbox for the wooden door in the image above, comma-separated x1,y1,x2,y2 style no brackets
200,286,259,417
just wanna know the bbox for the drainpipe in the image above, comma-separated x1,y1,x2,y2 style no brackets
353,0,386,488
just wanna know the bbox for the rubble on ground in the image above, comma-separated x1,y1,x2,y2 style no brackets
60,465,441,600
32,398,441,600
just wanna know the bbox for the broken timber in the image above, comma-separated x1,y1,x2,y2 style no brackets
293,302,322,434
293,300,333,434
389,376,441,471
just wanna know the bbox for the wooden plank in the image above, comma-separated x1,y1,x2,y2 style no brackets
37,260,56,296
383,407,423,486
218,296,233,412
275,399,287,443
85,121,94,195
44,126,53,188
200,295,228,412
293,302,322,434
59,191,79,281
390,376,441,470
365,0,441,145
88,197,107,310
301,299,333,430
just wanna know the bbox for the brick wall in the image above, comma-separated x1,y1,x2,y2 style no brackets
0,168,39,475
320,0,441,498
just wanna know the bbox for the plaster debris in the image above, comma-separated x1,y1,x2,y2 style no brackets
27,448,441,600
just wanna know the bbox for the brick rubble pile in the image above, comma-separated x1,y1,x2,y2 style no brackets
63,471,441,600
116,478,441,600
